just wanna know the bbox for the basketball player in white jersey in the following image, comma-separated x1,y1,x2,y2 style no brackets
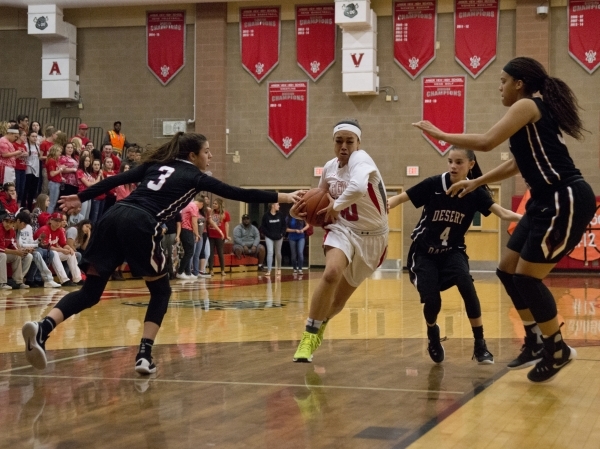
292,119,388,363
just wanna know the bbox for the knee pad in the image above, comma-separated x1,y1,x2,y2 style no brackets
144,275,172,327
454,276,482,319
496,269,528,310
422,293,442,325
512,274,557,323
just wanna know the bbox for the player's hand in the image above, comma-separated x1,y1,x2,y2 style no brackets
446,179,476,198
290,201,307,219
58,195,82,214
412,120,445,141
282,190,306,204
321,194,338,224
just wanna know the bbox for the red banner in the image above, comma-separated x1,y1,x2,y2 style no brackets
296,5,336,82
454,0,498,79
568,0,600,74
268,82,308,158
147,11,186,86
240,7,280,83
393,1,436,80
421,76,466,155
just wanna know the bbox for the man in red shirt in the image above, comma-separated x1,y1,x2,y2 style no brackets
34,212,83,286
0,213,32,289
101,144,121,172
73,123,91,147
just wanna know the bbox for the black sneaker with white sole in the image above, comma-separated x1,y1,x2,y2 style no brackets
527,330,576,383
135,354,157,375
507,335,543,370
472,338,494,364
427,324,445,364
22,321,48,370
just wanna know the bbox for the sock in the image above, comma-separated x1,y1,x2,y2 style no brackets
40,316,56,340
138,338,154,359
524,323,543,344
305,318,323,334
472,325,484,340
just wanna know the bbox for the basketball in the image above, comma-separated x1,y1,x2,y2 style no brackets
301,188,331,227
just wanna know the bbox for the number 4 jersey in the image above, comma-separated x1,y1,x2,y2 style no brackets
78,160,278,222
407,172,494,254
320,149,388,233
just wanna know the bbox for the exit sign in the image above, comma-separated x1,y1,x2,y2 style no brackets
314,167,324,177
406,166,419,176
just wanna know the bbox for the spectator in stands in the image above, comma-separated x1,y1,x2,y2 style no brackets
233,214,266,271
114,162,135,201
16,115,29,133
76,154,95,219
100,143,121,172
85,141,100,161
13,130,28,202
70,137,82,159
101,157,117,212
30,122,43,145
39,126,57,195
176,196,203,280
1,182,19,214
88,159,105,223
34,212,83,287
123,146,141,170
191,195,211,278
59,142,79,197
73,123,91,146
260,203,286,277
45,145,63,214
286,214,309,275
161,213,181,280
0,125,24,185
54,132,68,150
207,198,230,277
103,121,134,157
31,193,50,233
16,211,61,288
0,213,32,290
23,130,41,210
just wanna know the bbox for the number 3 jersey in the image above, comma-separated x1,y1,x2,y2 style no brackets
319,149,388,234
78,160,277,222
406,172,494,254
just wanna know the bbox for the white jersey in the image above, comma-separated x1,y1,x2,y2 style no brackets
320,149,388,234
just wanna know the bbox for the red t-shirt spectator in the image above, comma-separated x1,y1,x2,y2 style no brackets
76,168,94,193
0,225,18,252
34,224,67,248
208,210,230,239
0,194,19,214
181,201,199,232
39,140,53,158
45,158,62,183
12,141,27,171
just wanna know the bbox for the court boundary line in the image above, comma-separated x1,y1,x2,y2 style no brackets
0,347,127,373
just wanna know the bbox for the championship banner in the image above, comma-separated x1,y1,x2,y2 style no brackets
147,11,186,86
240,7,280,83
296,5,336,82
421,76,466,155
393,1,437,80
568,0,600,74
268,82,308,158
454,0,498,79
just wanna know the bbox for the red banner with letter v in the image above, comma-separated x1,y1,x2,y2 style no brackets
394,1,437,80
454,0,498,79
421,76,466,156
568,0,600,74
296,4,336,82
147,11,186,86
268,81,308,158
240,7,281,83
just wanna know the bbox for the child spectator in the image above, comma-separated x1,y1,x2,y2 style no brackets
32,193,50,233
0,213,32,289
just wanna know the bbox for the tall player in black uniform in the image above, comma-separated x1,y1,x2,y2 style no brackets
22,132,302,374
414,56,596,383
388,148,520,364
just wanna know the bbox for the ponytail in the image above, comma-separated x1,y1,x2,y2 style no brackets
142,132,207,164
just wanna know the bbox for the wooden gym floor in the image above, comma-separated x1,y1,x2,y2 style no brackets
1,270,600,448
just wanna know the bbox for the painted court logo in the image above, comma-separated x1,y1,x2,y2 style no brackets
34,16,49,30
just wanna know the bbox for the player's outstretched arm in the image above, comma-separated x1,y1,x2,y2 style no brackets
387,192,410,211
278,190,305,204
489,203,522,222
447,159,520,198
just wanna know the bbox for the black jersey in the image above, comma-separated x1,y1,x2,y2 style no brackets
407,173,494,254
509,97,581,196
78,159,278,222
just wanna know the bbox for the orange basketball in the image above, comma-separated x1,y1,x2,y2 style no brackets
301,188,331,227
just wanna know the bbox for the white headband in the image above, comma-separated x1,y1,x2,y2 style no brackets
333,124,361,141
6,129,19,134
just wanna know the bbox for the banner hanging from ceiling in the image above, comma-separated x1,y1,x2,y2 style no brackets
568,0,600,74
147,11,186,85
454,0,498,78
393,0,437,80
421,76,466,156
268,81,308,158
240,7,280,83
296,4,336,82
